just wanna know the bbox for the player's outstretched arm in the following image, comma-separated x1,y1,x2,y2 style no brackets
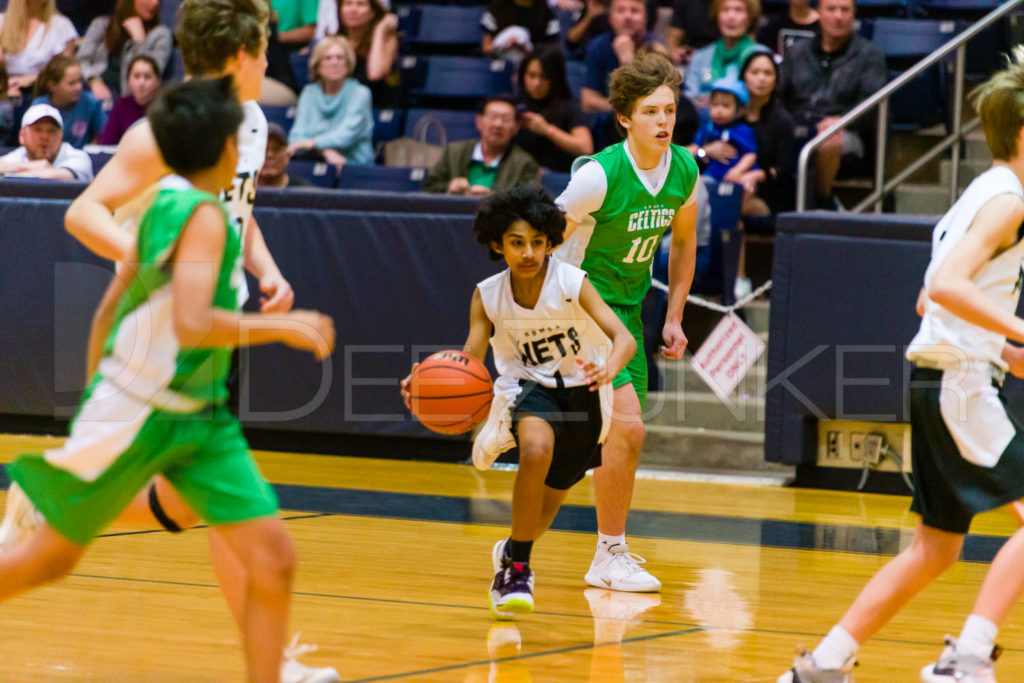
578,277,637,388
662,199,698,359
65,122,168,262
929,193,1024,343
173,203,335,359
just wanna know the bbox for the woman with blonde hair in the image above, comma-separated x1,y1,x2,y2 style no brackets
316,0,398,107
288,34,374,167
76,0,172,101
0,0,78,96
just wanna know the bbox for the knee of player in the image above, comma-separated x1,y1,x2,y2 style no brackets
616,420,645,452
39,546,83,583
248,535,297,589
518,440,554,465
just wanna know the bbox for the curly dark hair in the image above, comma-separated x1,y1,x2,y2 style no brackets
473,185,565,261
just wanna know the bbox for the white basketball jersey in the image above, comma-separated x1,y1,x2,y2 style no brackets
223,100,267,240
477,259,612,388
908,166,1024,369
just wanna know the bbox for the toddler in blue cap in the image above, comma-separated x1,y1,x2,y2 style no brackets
689,77,759,184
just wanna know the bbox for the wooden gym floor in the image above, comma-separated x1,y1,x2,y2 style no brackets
0,433,1022,681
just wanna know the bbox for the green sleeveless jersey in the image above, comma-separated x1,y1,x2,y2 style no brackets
569,142,698,307
100,178,243,409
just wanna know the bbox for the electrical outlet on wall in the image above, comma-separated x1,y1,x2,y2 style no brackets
851,433,866,461
827,431,841,459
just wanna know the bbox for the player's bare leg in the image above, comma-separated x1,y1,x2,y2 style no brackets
586,384,659,592
213,517,295,683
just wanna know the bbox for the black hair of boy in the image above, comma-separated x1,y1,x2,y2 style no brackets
149,76,244,176
474,184,566,261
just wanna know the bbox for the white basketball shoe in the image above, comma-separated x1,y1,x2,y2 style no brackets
280,634,340,683
584,543,661,592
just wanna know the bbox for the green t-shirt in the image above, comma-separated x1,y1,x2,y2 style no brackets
103,178,243,407
467,159,499,189
566,142,699,307
273,0,319,32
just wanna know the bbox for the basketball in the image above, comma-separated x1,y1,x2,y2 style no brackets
409,350,493,434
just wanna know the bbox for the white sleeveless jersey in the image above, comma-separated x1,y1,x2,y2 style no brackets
478,259,612,388
223,100,267,241
908,166,1024,369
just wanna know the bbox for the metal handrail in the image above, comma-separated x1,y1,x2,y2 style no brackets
795,0,1023,213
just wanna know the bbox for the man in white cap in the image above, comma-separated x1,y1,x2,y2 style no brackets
0,104,93,181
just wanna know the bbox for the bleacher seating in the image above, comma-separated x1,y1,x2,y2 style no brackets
337,165,426,192
288,160,338,188
410,56,515,108
541,172,570,198
262,105,297,134
399,5,486,55
867,18,960,58
404,108,479,143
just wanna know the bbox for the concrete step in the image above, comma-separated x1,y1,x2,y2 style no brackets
894,183,950,215
644,390,764,433
640,425,789,478
657,351,767,395
938,157,991,189
963,132,991,162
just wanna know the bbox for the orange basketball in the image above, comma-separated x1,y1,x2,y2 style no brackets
409,350,493,435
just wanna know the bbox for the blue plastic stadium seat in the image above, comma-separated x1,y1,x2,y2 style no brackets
337,165,426,192
404,108,479,143
890,66,946,131
541,171,570,198
287,160,338,188
402,5,486,53
869,18,959,58
919,0,1001,11
261,104,297,134
413,56,514,107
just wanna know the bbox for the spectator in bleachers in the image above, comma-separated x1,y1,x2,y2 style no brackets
779,0,886,207
33,55,106,148
734,48,795,298
76,0,171,102
580,0,660,113
481,0,560,62
689,77,757,183
666,0,718,65
566,0,610,58
98,53,158,145
288,35,374,168
683,0,764,108
316,0,399,108
513,45,593,173
423,94,540,196
259,122,312,188
741,48,794,218
757,0,818,56
272,0,318,47
0,0,78,97
0,103,93,179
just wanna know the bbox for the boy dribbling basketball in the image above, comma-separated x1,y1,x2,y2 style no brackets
401,185,636,617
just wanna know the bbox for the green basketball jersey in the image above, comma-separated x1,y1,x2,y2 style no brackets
570,142,698,307
100,177,244,409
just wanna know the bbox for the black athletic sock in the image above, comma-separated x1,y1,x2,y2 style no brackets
506,539,533,564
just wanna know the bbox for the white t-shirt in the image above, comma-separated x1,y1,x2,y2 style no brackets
0,142,93,181
0,14,78,76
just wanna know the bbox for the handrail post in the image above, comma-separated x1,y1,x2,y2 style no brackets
950,44,966,206
797,137,811,212
875,99,888,214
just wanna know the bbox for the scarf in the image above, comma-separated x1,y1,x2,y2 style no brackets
710,35,757,82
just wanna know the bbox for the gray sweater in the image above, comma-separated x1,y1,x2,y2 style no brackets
76,16,172,94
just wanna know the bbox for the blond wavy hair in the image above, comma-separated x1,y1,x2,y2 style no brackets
972,45,1024,161
1,0,59,56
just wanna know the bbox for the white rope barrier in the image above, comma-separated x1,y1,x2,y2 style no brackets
650,278,773,314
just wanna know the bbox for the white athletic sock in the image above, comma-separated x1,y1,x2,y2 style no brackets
956,614,998,661
597,533,626,552
812,625,859,670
